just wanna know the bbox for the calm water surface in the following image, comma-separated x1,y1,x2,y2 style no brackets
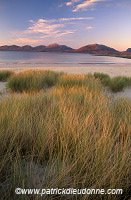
0,51,131,65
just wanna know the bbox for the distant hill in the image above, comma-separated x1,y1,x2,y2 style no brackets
0,45,33,51
0,45,20,51
44,43,74,52
46,43,59,49
20,45,33,51
74,44,119,54
33,45,46,51
126,48,131,53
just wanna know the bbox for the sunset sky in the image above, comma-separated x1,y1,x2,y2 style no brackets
0,0,131,51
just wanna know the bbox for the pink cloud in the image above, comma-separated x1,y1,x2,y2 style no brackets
65,0,111,12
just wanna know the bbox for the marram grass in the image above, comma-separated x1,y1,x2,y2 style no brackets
0,72,131,199
6,70,131,93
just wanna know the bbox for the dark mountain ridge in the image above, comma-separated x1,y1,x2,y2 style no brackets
0,43,130,55
0,43,74,52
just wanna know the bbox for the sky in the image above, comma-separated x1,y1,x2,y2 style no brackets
0,0,131,51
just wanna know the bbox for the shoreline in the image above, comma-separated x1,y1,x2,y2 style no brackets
0,63,131,77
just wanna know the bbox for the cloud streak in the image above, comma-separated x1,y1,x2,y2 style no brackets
59,17,94,21
86,26,94,29
66,0,81,6
65,0,111,12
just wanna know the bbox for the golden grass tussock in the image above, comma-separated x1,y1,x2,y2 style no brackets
7,70,63,93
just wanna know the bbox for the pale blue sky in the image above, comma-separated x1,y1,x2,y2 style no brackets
0,0,131,50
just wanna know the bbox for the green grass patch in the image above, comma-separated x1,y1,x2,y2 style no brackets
93,72,110,80
7,70,63,93
0,70,14,81
93,73,131,92
109,76,131,92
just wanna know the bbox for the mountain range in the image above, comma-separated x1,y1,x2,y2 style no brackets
0,43,73,52
0,43,130,55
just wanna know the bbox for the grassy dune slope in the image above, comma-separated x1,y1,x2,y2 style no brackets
0,71,130,199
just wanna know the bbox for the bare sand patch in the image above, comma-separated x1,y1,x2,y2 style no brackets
0,82,9,99
0,63,131,77
0,82,6,92
112,88,131,99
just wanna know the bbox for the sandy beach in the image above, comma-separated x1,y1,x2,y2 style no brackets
0,82,6,91
0,63,131,77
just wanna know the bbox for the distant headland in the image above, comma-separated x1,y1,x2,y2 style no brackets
0,43,131,58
